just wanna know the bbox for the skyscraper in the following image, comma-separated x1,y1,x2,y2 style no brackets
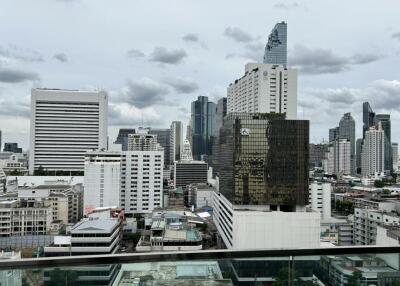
217,113,308,207
170,121,183,163
263,21,287,66
227,63,297,119
190,96,216,160
363,102,375,139
338,112,355,173
114,128,135,151
362,123,385,177
121,128,164,214
148,128,171,168
329,127,339,143
375,114,392,172
29,88,108,174
392,143,398,166
356,138,363,173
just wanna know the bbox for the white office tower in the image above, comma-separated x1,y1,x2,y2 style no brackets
170,121,183,164
309,182,331,221
334,139,351,176
121,129,164,214
227,63,297,119
392,142,398,167
362,124,385,177
84,151,121,214
322,145,334,175
29,89,108,174
181,139,193,161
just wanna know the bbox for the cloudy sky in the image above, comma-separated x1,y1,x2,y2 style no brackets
1,0,400,149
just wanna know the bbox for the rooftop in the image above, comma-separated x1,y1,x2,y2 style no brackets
71,218,119,234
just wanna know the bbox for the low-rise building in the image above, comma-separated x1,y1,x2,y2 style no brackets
164,187,185,208
309,182,331,221
188,183,214,210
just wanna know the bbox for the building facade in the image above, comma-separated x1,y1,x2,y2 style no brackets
29,88,108,174
174,161,208,188
263,21,287,66
227,63,297,120
149,128,171,168
338,112,355,174
309,182,331,221
362,124,385,177
84,151,121,214
114,128,135,151
170,121,183,163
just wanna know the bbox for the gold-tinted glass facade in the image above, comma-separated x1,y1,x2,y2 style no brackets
217,113,309,207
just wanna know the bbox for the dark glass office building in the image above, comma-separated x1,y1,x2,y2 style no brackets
216,113,309,208
376,114,392,172
148,128,171,168
191,96,216,160
363,102,375,139
114,128,135,151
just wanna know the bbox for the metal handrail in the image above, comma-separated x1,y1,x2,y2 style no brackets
0,245,399,270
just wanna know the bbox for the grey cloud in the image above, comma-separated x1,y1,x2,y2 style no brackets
182,34,199,42
273,1,300,9
178,106,189,114
163,77,199,94
392,32,400,40
127,49,145,58
0,45,44,63
108,103,161,126
53,53,68,63
289,44,382,75
224,27,254,43
0,66,40,83
117,78,169,108
149,47,187,65
226,42,264,62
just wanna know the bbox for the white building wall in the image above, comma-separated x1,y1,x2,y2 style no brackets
362,126,385,177
29,89,108,174
227,63,297,119
84,151,121,214
309,182,331,221
213,191,320,250
121,151,163,214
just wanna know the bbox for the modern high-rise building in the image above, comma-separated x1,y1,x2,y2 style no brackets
356,138,363,173
190,96,216,160
29,88,108,174
375,114,392,172
121,128,164,214
338,112,355,173
174,161,208,189
148,128,171,168
217,113,308,208
263,21,287,66
329,126,339,143
322,139,351,176
363,102,375,139
213,113,320,249
227,63,297,119
215,97,227,135
309,182,331,221
114,128,135,151
392,143,399,166
84,150,121,214
361,123,385,177
170,121,183,163
309,143,329,168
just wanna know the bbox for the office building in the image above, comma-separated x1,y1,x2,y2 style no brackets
114,128,135,151
29,88,108,174
309,182,331,221
263,21,287,66
174,160,208,188
376,114,392,172
84,150,121,214
149,128,171,167
3,143,22,153
323,139,351,176
329,126,339,143
309,143,328,168
363,102,375,139
181,139,193,161
356,138,363,173
362,124,385,177
392,142,398,166
170,121,183,163
227,63,297,119
338,112,355,173
121,129,164,214
190,96,216,160
217,113,308,207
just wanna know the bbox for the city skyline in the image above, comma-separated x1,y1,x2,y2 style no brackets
1,0,400,149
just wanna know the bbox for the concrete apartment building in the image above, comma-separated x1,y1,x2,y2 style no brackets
362,123,385,177
84,150,121,214
121,128,164,214
188,183,215,209
29,88,108,174
309,182,331,221
227,63,297,119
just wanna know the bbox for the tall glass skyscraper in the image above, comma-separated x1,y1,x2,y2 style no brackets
376,114,392,172
190,96,217,160
263,21,287,66
363,102,375,139
216,113,309,208
339,113,356,174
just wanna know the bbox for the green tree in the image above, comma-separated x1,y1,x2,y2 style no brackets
374,180,384,188
125,232,141,245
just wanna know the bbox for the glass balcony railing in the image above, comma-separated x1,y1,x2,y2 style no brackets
0,246,400,286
